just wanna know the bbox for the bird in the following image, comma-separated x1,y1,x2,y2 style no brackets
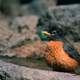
39,30,80,74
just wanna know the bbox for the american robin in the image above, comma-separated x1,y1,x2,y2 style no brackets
41,31,80,74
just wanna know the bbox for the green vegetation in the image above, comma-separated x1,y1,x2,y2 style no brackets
10,40,35,49
0,55,52,70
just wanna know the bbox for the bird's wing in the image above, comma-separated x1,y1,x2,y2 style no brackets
63,42,80,62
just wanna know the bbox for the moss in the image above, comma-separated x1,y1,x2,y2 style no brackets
0,55,52,70
10,40,35,49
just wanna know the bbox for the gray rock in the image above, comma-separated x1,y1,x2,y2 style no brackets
0,0,57,16
37,4,80,42
0,0,21,16
26,0,56,15
0,60,80,80
0,16,39,53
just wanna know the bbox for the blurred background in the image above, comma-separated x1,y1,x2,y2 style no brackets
0,0,80,72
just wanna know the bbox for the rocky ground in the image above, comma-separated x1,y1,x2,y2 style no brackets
0,60,80,80
0,2,80,80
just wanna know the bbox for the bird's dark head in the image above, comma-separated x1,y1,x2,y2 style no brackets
39,30,64,41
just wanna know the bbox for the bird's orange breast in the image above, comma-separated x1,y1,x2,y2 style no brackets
45,41,79,72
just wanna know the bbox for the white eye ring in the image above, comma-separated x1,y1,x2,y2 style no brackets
52,31,57,34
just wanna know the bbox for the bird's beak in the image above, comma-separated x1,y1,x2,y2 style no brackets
42,31,51,36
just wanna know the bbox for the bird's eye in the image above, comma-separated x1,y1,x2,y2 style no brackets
52,31,57,34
